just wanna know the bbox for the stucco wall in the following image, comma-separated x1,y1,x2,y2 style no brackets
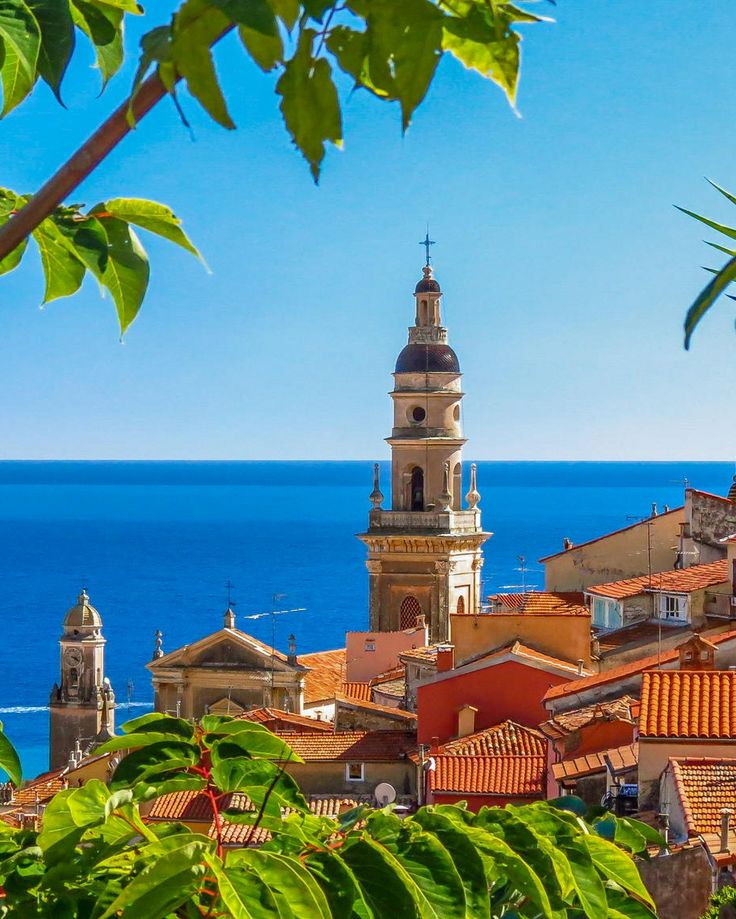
543,509,685,592
450,613,591,667
286,761,416,798
637,845,712,919
688,489,736,551
346,627,427,683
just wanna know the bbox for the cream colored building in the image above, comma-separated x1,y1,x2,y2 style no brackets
358,262,489,642
147,608,308,719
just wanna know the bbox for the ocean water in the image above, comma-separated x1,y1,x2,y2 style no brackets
0,459,731,780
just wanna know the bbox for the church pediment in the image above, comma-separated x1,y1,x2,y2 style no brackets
207,697,245,716
148,628,305,674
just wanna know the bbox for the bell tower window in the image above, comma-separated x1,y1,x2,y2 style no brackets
400,596,422,629
411,406,426,423
456,595,465,615
410,467,424,510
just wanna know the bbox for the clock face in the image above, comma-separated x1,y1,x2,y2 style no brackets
64,647,83,667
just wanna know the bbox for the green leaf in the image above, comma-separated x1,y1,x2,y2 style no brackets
205,854,281,919
32,221,85,302
70,0,124,87
276,29,342,181
171,0,234,129
582,835,654,908
37,780,110,858
302,849,360,919
606,886,658,919
564,840,608,919
133,773,207,802
27,0,75,99
362,0,443,130
211,0,282,71
228,849,332,919
109,740,199,789
215,759,308,812
121,712,195,738
208,722,302,761
270,0,298,30
339,835,424,918
325,26,369,86
683,252,736,349
95,216,150,335
617,816,666,851
93,0,142,13
0,723,22,786
367,811,466,919
130,24,172,101
98,841,208,919
0,232,26,276
0,0,41,115
102,197,202,263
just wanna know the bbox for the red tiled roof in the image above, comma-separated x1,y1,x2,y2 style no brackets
440,721,545,757
462,640,590,677
539,505,684,562
640,671,736,738
275,730,416,762
334,694,417,722
669,757,736,836
147,790,251,822
371,678,405,699
371,667,405,685
540,696,637,737
431,754,545,797
237,707,333,732
12,770,66,807
399,646,439,664
486,592,588,617
586,559,729,600
552,743,638,782
544,628,736,703
299,648,346,704
341,682,373,702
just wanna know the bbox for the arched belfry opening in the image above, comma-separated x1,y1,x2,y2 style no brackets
456,595,465,615
400,596,422,629
410,466,424,511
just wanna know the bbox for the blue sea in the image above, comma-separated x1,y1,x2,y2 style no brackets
0,460,731,780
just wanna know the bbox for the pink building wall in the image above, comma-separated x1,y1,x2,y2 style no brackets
346,625,428,682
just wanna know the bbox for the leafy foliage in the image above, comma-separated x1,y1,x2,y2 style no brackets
0,190,200,333
0,714,662,917
701,883,736,919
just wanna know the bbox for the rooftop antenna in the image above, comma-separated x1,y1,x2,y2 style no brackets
242,596,307,699
126,679,134,716
419,228,435,266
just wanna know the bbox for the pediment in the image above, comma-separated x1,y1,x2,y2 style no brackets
207,697,245,716
149,628,304,673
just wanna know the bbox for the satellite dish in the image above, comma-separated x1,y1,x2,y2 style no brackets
374,782,397,806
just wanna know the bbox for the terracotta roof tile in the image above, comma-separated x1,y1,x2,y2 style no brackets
640,671,736,738
552,743,638,782
275,730,416,762
539,505,684,562
334,695,417,722
147,790,252,822
341,682,373,702
540,696,637,737
371,678,405,698
544,628,736,703
440,721,545,757
486,592,588,617
669,757,736,836
370,667,405,685
238,707,333,732
586,559,729,600
299,649,346,704
399,646,439,664
431,755,545,797
462,640,590,677
12,770,66,807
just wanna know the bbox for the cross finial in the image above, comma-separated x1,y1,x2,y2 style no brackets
225,580,236,608
419,230,436,266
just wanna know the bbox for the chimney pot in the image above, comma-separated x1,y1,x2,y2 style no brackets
436,645,455,673
721,808,733,853
576,659,585,676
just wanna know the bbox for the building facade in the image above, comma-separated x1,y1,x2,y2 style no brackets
49,591,115,770
358,262,489,642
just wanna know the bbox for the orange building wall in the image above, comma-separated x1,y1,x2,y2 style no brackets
562,719,635,759
450,613,591,667
417,661,570,745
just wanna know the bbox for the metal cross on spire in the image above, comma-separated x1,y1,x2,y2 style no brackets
225,580,236,608
419,230,436,266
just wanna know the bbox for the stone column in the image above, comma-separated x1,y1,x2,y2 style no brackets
434,560,451,642
472,555,484,615
366,559,382,630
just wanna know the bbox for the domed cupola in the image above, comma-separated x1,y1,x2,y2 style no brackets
63,589,102,630
395,342,460,374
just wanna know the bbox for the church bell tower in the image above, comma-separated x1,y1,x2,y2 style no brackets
358,254,490,643
49,590,115,770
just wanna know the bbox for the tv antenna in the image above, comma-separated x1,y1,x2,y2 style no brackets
242,596,307,695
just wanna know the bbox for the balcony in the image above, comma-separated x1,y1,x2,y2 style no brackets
365,507,483,535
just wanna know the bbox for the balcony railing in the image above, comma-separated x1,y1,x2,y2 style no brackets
366,507,483,535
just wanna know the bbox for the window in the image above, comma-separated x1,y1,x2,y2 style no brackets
411,406,426,423
409,467,424,511
456,595,465,615
400,596,422,629
658,594,688,622
592,597,623,631
364,640,375,652
346,763,364,781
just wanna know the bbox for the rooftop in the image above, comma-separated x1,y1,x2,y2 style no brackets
458,640,590,678
272,730,416,762
486,591,588,617
439,721,545,757
431,754,546,797
399,645,439,664
669,757,736,837
540,696,637,738
586,559,729,600
237,707,333,732
640,670,736,738
334,694,417,723
552,743,638,783
298,648,346,704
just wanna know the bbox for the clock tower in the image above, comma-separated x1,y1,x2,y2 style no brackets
49,590,115,770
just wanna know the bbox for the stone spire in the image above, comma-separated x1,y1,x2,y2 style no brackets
152,629,164,660
224,607,236,629
369,462,384,508
465,463,481,509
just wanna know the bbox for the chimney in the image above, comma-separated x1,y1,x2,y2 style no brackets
651,503,658,517
563,537,573,550
576,659,585,676
721,808,733,853
430,736,440,754
456,704,478,738
287,634,297,665
436,645,455,673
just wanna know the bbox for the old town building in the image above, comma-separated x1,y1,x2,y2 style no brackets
358,261,489,642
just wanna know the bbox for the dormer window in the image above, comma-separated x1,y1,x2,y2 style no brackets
658,594,688,622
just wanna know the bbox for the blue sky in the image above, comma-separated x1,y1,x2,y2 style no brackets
2,1,736,460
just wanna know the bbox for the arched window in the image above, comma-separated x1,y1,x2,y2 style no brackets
410,466,424,511
456,595,465,615
400,596,422,630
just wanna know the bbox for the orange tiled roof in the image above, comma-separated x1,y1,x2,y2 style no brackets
441,721,545,757
399,646,439,664
552,743,638,782
274,730,416,762
587,559,729,600
334,694,417,722
341,682,373,702
371,667,405,685
544,628,736,703
462,640,591,677
669,757,736,836
539,505,684,562
371,678,405,699
238,707,333,732
299,648,346,704
12,770,66,807
540,696,637,737
640,670,736,738
486,592,588,617
431,754,545,797
147,790,252,822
